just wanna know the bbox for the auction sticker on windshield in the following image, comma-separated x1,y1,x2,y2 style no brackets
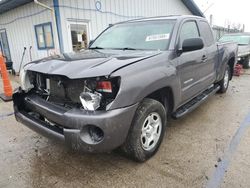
145,33,170,42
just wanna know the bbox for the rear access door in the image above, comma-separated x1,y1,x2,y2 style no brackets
196,20,217,88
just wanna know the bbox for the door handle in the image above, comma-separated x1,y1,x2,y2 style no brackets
201,55,208,62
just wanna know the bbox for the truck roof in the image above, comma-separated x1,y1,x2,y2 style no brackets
115,15,205,25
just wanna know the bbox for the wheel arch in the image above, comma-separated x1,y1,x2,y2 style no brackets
145,86,174,116
228,56,235,80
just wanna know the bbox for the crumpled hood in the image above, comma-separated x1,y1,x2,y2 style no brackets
25,50,161,78
238,45,250,56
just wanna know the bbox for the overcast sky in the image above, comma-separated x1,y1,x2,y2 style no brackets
194,0,250,32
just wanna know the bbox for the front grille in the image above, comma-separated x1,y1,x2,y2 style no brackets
49,77,84,103
29,71,119,110
33,73,85,105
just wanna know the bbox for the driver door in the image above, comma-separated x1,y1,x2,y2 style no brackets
176,20,207,103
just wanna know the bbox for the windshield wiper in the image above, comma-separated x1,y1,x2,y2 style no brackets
113,47,137,50
89,46,104,49
90,47,138,50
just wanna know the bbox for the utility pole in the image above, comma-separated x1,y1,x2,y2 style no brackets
209,14,213,26
242,24,245,32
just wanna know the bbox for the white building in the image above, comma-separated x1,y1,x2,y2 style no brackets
0,0,203,71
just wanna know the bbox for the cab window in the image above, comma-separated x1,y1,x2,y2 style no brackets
179,21,200,45
199,21,215,46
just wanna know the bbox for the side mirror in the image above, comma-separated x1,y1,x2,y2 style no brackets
89,40,94,47
181,38,204,53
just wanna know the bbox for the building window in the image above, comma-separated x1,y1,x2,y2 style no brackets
35,22,54,49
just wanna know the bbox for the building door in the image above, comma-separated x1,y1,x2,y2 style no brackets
0,41,2,54
0,29,11,62
67,21,91,52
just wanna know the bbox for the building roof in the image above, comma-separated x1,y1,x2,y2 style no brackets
181,0,204,17
0,0,204,17
0,0,33,14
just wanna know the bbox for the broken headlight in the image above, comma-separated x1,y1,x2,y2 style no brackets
20,69,34,92
79,77,120,111
80,91,102,111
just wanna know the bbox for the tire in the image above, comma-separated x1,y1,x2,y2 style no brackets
218,64,230,93
243,57,250,69
121,98,167,162
11,69,16,75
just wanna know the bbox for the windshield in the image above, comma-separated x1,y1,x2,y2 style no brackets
219,35,250,45
90,20,176,51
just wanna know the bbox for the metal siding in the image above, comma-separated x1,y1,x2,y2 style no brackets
0,0,59,71
0,0,193,69
58,0,192,53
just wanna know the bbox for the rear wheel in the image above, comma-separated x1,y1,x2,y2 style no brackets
218,64,230,93
243,57,250,69
121,98,166,162
11,69,16,75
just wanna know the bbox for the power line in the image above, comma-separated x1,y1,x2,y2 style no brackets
203,3,214,14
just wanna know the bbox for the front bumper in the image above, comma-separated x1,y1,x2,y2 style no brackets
13,90,138,152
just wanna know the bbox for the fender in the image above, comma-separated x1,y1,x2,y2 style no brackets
216,43,237,82
108,52,180,110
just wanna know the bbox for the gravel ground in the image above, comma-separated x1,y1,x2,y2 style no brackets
0,71,250,188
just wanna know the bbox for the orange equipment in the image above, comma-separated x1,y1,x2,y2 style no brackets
234,64,243,76
0,53,13,101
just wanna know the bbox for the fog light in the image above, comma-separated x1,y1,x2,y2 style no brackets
80,125,104,144
79,92,102,111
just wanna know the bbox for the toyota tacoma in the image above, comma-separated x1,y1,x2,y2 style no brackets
13,16,238,162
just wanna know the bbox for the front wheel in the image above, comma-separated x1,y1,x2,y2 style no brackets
218,64,230,93
121,98,167,162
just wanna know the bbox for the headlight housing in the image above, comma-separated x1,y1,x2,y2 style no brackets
79,77,120,111
79,91,102,111
20,69,34,92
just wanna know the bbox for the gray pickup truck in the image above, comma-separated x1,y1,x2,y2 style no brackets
13,15,238,162
219,33,250,69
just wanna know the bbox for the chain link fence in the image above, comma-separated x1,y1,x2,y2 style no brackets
212,25,242,41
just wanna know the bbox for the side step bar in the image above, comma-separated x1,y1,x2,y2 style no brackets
172,84,220,119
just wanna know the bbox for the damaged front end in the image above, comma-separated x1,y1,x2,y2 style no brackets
19,70,121,111
13,70,137,152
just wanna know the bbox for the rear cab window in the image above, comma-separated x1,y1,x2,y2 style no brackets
198,21,215,46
